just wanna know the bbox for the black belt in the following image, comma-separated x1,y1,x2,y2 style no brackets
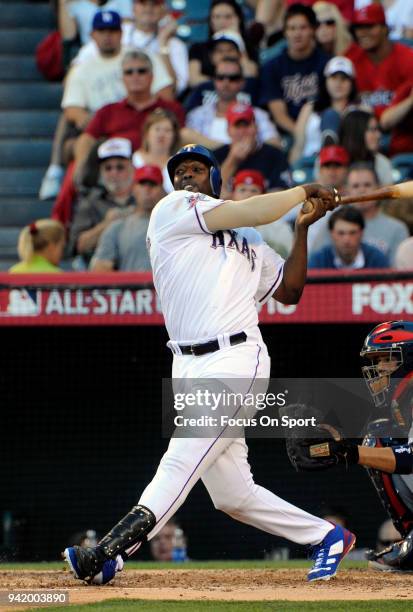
179,331,247,356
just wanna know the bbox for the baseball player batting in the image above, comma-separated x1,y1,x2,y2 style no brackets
64,144,355,585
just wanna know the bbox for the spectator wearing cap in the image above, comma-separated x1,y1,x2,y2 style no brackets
260,3,330,136
188,0,258,87
310,162,409,261
359,0,413,42
183,56,280,150
232,169,293,258
346,4,413,117
69,137,136,265
185,32,260,113
295,143,349,246
215,102,292,196
121,0,188,95
317,144,349,193
57,0,134,48
290,55,358,163
91,164,163,271
74,49,184,182
71,11,174,99
284,142,349,232
40,10,127,200
308,206,389,269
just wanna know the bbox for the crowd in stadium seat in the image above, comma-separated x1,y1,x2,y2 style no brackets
13,0,413,272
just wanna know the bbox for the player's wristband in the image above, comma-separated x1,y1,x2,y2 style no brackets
393,446,413,474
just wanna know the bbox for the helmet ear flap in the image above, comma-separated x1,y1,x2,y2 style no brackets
210,165,222,198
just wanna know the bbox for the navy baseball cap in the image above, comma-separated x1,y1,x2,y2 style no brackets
92,10,122,31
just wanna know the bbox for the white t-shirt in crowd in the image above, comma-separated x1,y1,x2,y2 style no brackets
121,24,189,93
62,53,126,112
147,190,285,341
64,48,172,111
68,0,133,45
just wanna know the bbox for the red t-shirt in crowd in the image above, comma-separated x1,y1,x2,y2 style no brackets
346,42,413,117
387,81,413,156
85,97,185,151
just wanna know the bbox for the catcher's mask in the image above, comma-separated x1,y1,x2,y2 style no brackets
360,321,413,407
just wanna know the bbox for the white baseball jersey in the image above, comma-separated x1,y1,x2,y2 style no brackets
146,190,285,342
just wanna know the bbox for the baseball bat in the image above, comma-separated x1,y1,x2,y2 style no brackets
301,180,413,213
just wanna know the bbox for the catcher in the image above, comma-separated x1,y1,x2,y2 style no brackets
282,320,413,572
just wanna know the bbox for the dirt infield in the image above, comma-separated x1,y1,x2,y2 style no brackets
0,568,413,609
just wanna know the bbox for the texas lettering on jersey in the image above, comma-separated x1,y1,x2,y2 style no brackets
211,229,257,272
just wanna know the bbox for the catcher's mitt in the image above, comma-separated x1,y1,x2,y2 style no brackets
279,403,359,472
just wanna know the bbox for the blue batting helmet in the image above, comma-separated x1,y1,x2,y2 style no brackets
167,144,222,197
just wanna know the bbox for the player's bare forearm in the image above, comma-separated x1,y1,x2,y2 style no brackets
357,446,396,473
204,186,306,231
272,191,338,303
204,183,335,232
272,224,307,304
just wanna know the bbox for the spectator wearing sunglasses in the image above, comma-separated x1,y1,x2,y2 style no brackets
182,57,280,149
313,2,352,56
69,137,136,265
184,31,259,113
73,50,184,183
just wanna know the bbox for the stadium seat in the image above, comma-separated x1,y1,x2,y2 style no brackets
0,227,20,258
0,140,51,167
396,38,413,49
260,39,287,64
0,111,59,138
0,0,59,260
177,22,209,42
1,2,54,28
0,259,17,271
0,56,42,81
0,29,50,55
0,199,53,226
174,0,209,21
0,169,44,197
291,155,316,184
391,153,413,182
0,84,63,110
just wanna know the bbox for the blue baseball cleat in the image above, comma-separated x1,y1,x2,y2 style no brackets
307,524,356,582
63,546,123,585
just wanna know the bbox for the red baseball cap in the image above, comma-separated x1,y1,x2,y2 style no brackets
134,165,163,185
227,102,255,126
233,169,265,192
319,145,350,166
352,4,386,26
